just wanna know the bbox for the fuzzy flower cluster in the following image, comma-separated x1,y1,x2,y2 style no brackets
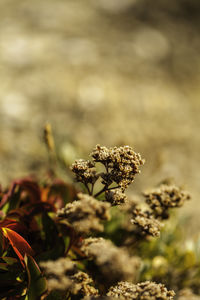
177,288,200,300
91,145,144,190
83,297,115,300
131,207,162,237
71,159,98,185
84,297,116,300
81,237,141,286
144,184,191,219
40,258,98,297
107,281,175,299
105,188,127,206
57,193,110,234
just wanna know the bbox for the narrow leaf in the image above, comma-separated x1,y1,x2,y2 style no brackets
2,228,34,267
25,255,47,300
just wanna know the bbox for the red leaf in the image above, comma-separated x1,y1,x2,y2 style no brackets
0,178,41,210
15,178,41,203
0,183,17,209
0,219,19,230
2,227,34,267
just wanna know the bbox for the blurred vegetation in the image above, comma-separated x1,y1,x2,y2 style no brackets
0,139,199,298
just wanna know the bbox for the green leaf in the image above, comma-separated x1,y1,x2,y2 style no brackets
37,213,65,261
0,263,8,271
0,266,26,297
6,184,22,212
42,212,58,249
2,256,18,265
45,290,66,300
25,255,47,300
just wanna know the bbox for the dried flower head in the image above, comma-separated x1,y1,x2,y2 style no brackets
178,288,199,300
71,159,98,185
107,281,175,299
40,258,98,296
81,237,141,286
144,185,191,219
131,207,162,237
57,193,110,234
40,258,78,293
91,145,113,164
71,271,99,297
84,297,116,300
91,145,144,189
105,188,127,206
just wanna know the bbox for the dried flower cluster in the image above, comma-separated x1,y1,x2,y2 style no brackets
131,207,162,237
91,145,145,190
57,193,110,234
177,288,200,300
83,297,115,300
0,143,196,299
105,188,127,206
107,281,175,299
81,237,141,285
71,159,98,185
144,184,191,219
40,257,99,297
71,145,144,204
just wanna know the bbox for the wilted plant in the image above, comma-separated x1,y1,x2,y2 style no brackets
0,142,198,299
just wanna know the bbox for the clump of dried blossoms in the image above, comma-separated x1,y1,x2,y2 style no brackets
42,145,192,299
131,207,162,237
105,188,127,206
71,145,144,202
144,184,191,219
177,288,200,300
57,193,110,234
123,183,190,238
91,145,144,190
71,159,98,186
40,258,99,297
107,281,175,299
81,237,141,286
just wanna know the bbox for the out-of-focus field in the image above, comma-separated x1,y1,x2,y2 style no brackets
0,1,200,227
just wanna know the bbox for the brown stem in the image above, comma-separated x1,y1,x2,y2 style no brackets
94,186,107,198
94,185,120,198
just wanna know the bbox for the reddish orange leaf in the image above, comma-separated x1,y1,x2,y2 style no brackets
0,219,19,230
2,227,34,267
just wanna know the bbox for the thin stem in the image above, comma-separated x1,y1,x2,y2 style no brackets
94,185,120,198
84,183,92,195
107,185,120,191
91,183,94,196
94,186,107,198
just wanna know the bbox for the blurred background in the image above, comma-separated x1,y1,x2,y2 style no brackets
0,0,200,227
